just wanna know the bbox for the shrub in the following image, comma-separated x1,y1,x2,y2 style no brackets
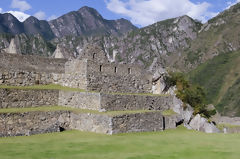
165,72,216,118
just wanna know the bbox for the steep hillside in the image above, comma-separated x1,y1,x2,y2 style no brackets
173,3,240,71
0,34,55,56
189,50,240,117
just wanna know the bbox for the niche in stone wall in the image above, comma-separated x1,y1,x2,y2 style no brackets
100,65,102,72
114,67,117,73
93,53,96,59
128,68,131,74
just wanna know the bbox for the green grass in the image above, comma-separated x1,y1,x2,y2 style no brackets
0,106,160,116
0,84,168,97
0,84,86,92
161,109,177,116
0,127,240,159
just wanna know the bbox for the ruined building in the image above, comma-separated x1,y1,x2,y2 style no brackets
0,45,181,137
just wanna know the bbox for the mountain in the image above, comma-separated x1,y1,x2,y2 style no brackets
52,15,201,72
189,50,240,117
170,3,240,71
23,16,55,40
0,13,24,35
0,13,54,40
0,6,137,40
187,3,240,116
48,6,137,38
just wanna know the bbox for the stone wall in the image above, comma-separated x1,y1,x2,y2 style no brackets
0,111,70,137
0,53,66,73
0,88,59,108
0,110,178,137
213,116,240,133
58,91,101,110
70,113,112,134
100,94,174,111
86,72,152,93
58,91,174,111
86,60,153,93
111,112,164,134
0,71,54,86
55,73,87,90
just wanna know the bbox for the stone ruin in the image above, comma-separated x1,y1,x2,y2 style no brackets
0,44,227,137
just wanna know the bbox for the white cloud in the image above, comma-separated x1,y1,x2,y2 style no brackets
11,0,31,12
48,15,57,21
105,0,218,26
34,11,46,20
7,10,30,22
226,0,240,9
0,8,3,13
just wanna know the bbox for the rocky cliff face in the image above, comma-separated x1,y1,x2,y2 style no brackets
52,15,201,72
1,34,55,56
171,3,240,71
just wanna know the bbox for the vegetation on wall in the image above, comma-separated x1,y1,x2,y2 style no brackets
165,72,216,118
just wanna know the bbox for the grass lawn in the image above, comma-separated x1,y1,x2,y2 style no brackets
0,127,239,159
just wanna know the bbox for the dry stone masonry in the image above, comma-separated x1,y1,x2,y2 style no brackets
0,45,186,137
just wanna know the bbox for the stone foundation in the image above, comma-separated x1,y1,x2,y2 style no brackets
111,112,164,134
0,110,178,137
0,111,70,137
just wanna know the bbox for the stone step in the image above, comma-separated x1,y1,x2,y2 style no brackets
0,85,173,111
0,106,178,137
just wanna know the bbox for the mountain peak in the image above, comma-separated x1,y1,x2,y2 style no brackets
77,6,103,19
24,16,39,23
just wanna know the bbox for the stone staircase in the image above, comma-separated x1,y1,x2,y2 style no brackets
0,85,178,137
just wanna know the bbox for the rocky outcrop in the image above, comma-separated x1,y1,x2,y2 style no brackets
1,34,56,56
189,114,220,133
3,38,19,54
52,44,75,59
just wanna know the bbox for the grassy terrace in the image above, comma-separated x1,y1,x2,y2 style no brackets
0,106,162,116
0,84,86,92
0,127,240,159
0,84,170,96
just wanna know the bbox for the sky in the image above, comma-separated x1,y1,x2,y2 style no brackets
0,0,239,27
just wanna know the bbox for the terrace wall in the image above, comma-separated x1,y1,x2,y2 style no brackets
0,89,58,108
